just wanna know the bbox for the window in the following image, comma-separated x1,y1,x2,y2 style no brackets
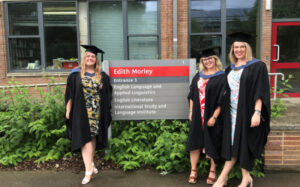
226,0,260,59
43,2,78,70
128,1,158,59
190,35,221,63
5,1,78,72
89,1,124,60
191,0,221,33
273,0,300,19
190,0,222,63
189,0,261,65
89,0,159,60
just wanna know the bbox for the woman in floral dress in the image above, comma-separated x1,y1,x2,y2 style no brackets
65,45,112,185
213,32,270,187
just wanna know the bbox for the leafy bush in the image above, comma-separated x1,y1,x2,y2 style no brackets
105,120,264,178
0,79,264,179
105,120,191,172
0,79,71,166
271,74,293,118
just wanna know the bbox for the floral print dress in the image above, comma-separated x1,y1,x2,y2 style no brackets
82,72,103,136
197,77,208,154
197,77,208,128
227,69,243,145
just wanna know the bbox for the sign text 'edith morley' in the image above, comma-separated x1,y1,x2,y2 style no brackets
109,64,191,120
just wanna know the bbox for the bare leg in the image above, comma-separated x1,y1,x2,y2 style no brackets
91,137,96,158
90,137,98,173
81,140,94,182
238,168,253,187
212,157,237,187
188,149,200,183
190,149,200,171
207,158,217,184
210,158,216,172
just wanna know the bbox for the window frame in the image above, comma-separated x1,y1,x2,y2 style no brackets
188,0,262,67
188,0,226,66
4,0,79,73
87,0,161,60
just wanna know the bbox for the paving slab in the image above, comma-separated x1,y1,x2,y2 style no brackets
0,169,299,187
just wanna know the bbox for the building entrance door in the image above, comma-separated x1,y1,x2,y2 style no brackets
271,22,300,97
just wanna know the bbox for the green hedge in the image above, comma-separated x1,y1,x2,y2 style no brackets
105,120,193,173
105,120,264,178
0,79,264,179
0,80,71,166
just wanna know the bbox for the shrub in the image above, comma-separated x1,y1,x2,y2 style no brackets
0,80,71,166
105,120,264,178
105,120,191,172
271,74,293,118
0,79,264,179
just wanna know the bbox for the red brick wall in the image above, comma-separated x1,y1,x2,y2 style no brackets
0,1,7,81
160,0,188,60
160,0,173,59
177,0,188,59
265,130,300,170
261,0,272,71
259,1,300,170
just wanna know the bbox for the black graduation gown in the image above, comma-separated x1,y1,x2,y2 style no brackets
65,71,112,152
221,61,270,170
186,72,228,163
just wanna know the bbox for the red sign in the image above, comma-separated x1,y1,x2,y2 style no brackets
109,66,189,77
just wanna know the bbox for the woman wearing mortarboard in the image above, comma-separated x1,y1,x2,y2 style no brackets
186,47,228,184
213,32,270,187
65,45,112,184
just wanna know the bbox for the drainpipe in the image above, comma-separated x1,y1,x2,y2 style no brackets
173,0,178,59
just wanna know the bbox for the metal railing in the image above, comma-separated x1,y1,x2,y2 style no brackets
0,82,66,92
268,72,285,100
1,73,285,100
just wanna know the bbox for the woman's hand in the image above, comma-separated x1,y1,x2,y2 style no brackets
251,99,262,127
66,111,70,120
66,99,72,120
207,117,216,127
250,112,261,127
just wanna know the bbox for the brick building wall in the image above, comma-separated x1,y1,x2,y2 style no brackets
177,0,188,59
265,130,300,170
261,0,272,71
0,0,271,85
160,0,188,60
260,0,300,171
160,0,173,59
0,1,7,82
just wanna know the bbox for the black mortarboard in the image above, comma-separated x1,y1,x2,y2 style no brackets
201,46,221,58
228,32,252,43
81,45,105,61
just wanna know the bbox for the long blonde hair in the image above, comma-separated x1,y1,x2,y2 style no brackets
199,55,223,71
80,53,102,82
229,42,253,64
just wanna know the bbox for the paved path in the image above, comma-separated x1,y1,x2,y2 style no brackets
0,169,299,187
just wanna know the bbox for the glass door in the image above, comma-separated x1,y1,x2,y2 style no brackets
271,22,300,97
